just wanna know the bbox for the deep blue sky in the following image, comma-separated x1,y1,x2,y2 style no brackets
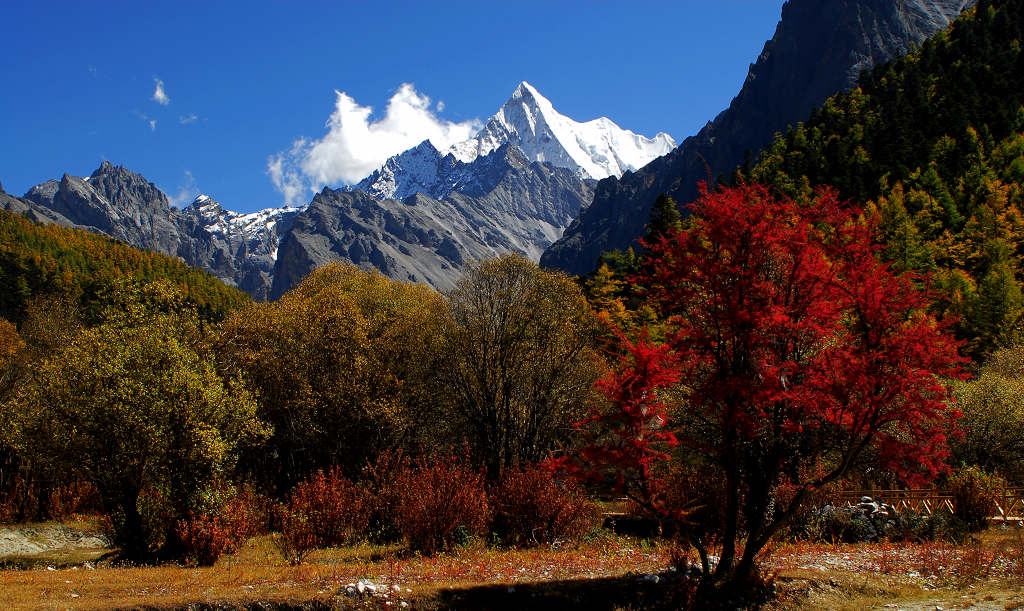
3,1,787,213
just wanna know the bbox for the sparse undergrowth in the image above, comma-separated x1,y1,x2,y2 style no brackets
1,523,1024,609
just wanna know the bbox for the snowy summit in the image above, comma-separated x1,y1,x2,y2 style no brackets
355,82,676,200
450,81,676,180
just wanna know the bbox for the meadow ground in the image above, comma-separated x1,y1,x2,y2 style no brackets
1,520,1023,610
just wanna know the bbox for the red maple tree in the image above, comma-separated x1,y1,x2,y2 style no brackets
573,184,964,585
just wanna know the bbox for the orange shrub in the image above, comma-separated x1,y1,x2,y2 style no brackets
360,449,409,543
175,513,233,566
950,466,1005,532
221,484,274,541
276,467,370,563
47,481,101,521
489,466,598,546
276,504,318,565
392,453,489,555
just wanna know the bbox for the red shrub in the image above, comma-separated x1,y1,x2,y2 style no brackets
221,484,274,542
47,481,101,521
175,513,233,566
276,466,370,563
489,466,598,546
360,449,409,543
392,452,489,555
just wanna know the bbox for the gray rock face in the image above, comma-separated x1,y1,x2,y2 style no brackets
24,162,183,255
7,144,592,300
6,162,295,300
0,190,81,228
272,144,594,298
176,196,300,301
541,0,975,275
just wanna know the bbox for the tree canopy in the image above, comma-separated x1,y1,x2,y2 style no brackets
748,0,1024,357
566,184,964,586
4,281,266,557
0,208,250,325
441,254,602,480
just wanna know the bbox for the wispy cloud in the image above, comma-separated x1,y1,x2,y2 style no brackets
167,170,198,209
133,110,157,132
267,83,481,204
152,78,170,105
179,113,198,125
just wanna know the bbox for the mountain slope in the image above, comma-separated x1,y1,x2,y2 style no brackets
177,195,300,300
5,163,296,300
748,0,1024,356
0,205,250,324
7,82,642,298
272,144,594,297
541,0,975,275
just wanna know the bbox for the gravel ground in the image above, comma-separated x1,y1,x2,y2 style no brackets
0,524,108,558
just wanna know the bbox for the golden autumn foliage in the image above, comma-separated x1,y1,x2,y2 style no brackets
5,281,266,557
0,208,250,325
218,263,447,490
439,254,602,480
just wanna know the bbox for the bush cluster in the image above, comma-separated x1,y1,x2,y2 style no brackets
489,466,598,547
949,466,1007,532
268,451,599,560
175,513,235,567
174,485,274,566
391,452,490,555
0,471,101,524
277,467,370,564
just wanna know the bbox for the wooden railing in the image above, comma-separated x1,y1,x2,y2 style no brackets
839,489,1024,521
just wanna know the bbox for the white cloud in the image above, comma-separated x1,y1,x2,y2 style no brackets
179,113,198,124
152,78,170,105
133,110,157,132
267,83,482,204
167,170,198,209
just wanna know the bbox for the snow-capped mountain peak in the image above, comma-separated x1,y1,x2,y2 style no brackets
184,194,301,244
448,80,676,180
356,81,676,200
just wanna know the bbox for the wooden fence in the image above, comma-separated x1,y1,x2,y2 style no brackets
602,489,1024,522
840,489,1024,522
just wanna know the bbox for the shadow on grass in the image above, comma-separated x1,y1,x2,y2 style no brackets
435,572,690,611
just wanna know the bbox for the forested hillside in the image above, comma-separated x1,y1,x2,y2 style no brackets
750,0,1024,357
0,208,251,324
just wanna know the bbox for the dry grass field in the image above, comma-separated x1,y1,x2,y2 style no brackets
2,520,1024,609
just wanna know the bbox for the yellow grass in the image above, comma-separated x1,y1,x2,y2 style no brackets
0,534,673,610
4,526,1024,609
763,529,1024,610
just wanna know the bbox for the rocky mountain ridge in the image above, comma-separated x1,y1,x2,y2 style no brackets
541,0,977,275
2,1,977,295
4,82,642,298
447,81,676,180
5,162,296,300
272,143,594,297
3,143,593,299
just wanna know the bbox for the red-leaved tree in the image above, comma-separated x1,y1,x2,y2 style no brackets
569,184,964,586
